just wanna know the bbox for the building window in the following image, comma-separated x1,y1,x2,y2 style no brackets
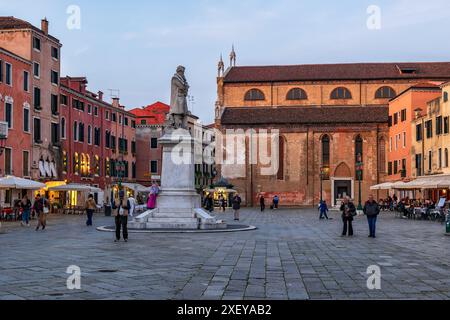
124,117,129,126
62,151,68,173
4,148,12,175
73,153,80,174
436,116,443,135
51,46,59,60
78,123,84,142
105,131,110,148
446,149,449,168
105,157,110,176
277,136,285,180
33,62,40,78
88,104,92,114
401,109,407,122
5,102,12,129
355,135,363,179
403,132,406,148
439,148,443,169
393,160,398,175
388,116,393,127
61,117,66,139
73,121,78,141
388,162,393,175
428,150,433,172
415,154,422,176
150,160,158,174
33,118,41,143
131,141,136,154
444,117,449,134
331,87,352,100
51,94,58,115
34,87,41,109
416,123,423,141
105,110,109,120
375,86,396,99
94,156,100,176
94,106,98,116
244,89,265,101
23,71,29,91
426,120,433,139
61,94,68,105
5,63,12,85
444,92,449,102
112,113,117,122
51,70,59,85
94,128,100,146
131,120,136,128
151,137,158,149
87,125,92,144
321,135,330,180
51,122,59,145
22,150,30,177
33,37,41,51
141,120,147,125
132,162,136,179
23,107,30,133
393,113,398,125
379,137,386,174
286,88,307,100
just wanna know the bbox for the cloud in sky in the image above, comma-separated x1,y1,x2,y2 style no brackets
1,0,450,123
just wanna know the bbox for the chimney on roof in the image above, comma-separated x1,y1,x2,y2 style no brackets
41,18,49,35
98,91,103,101
112,97,120,108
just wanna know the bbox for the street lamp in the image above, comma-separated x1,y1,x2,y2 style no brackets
356,153,364,210
319,166,325,204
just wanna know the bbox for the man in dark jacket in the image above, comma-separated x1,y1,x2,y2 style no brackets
363,195,380,238
340,197,356,236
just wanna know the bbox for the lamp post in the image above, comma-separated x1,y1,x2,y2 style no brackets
319,166,324,204
356,153,364,211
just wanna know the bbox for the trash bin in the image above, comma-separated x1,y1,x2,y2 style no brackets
105,205,112,217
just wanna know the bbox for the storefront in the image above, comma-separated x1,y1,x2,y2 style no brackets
204,178,236,208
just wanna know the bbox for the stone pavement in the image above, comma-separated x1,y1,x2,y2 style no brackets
0,208,449,300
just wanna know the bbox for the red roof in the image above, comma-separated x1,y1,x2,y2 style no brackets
129,101,170,125
223,62,450,83
0,16,60,43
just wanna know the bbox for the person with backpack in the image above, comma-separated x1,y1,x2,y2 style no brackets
112,190,130,242
340,196,356,237
20,195,32,227
363,194,380,238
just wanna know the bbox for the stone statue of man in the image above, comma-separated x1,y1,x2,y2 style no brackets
169,65,189,129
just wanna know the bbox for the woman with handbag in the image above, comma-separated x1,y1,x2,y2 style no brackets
112,190,130,242
340,196,356,237
34,194,49,231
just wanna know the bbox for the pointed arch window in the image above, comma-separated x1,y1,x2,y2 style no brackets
321,135,330,180
378,137,386,173
277,136,285,180
287,88,308,100
355,135,363,179
244,89,265,101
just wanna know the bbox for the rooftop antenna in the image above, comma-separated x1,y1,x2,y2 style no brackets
108,89,120,99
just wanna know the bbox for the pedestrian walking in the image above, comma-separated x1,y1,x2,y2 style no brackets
273,195,279,209
34,194,49,231
363,195,380,238
112,190,130,242
260,195,266,212
219,194,226,212
20,195,32,227
204,194,214,213
232,194,242,221
319,200,329,220
340,197,356,237
85,194,97,226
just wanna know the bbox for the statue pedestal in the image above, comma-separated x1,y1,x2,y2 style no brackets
129,130,226,230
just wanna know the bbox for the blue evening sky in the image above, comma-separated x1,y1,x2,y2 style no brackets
1,0,450,123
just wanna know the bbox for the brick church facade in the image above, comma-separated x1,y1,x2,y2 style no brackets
215,60,450,207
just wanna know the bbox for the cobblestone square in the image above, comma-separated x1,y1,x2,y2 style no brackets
0,209,449,300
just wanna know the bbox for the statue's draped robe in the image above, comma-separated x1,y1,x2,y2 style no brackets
170,73,189,115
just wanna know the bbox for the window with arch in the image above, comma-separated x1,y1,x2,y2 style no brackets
80,154,86,177
73,121,78,141
375,86,396,99
94,155,100,176
62,150,68,173
355,135,363,179
331,87,352,100
73,152,80,174
277,136,285,180
105,157,110,177
244,89,265,101
286,88,308,100
321,135,330,180
446,149,449,168
61,117,66,139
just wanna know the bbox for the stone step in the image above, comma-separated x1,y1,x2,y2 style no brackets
153,212,196,219
145,222,199,229
146,217,199,224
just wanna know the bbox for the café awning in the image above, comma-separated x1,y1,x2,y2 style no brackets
48,183,102,193
121,183,150,193
370,181,408,190
395,175,450,189
0,176,46,190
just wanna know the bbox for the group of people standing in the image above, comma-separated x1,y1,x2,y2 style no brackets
339,195,380,238
15,194,50,231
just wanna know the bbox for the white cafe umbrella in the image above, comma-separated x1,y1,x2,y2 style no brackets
0,176,46,190
48,183,101,193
